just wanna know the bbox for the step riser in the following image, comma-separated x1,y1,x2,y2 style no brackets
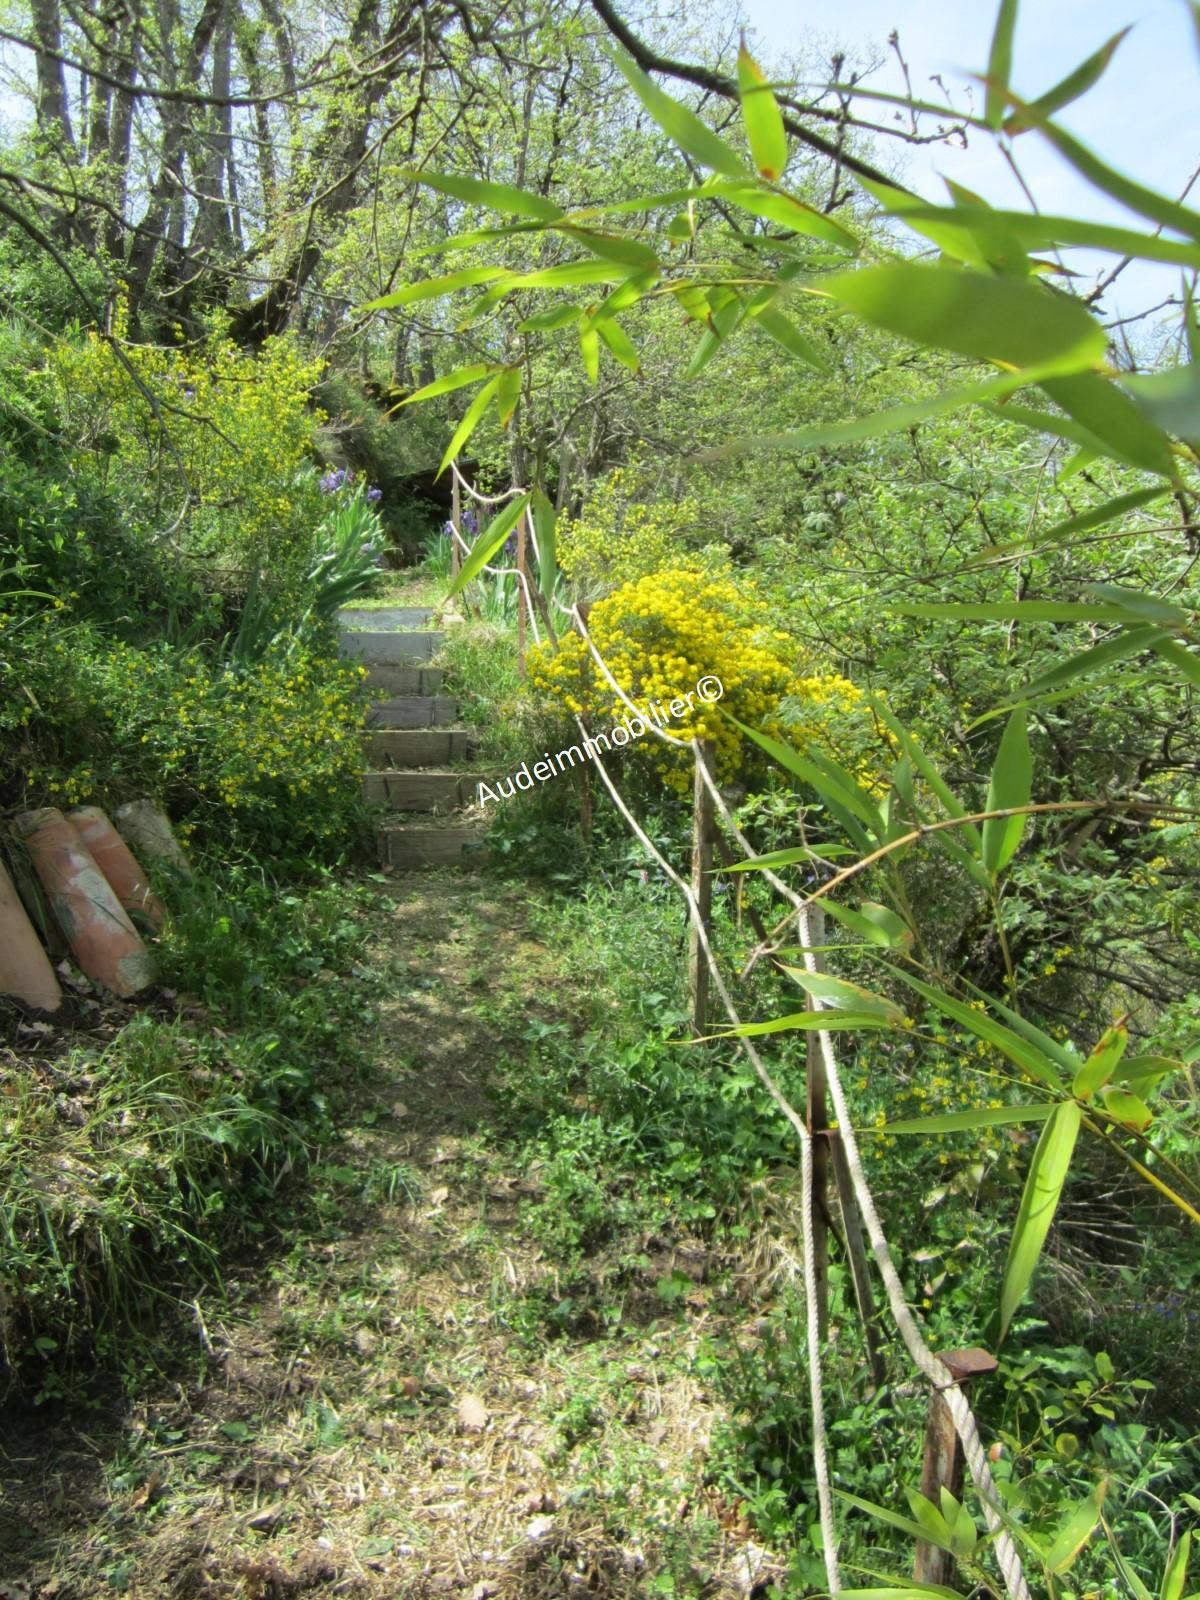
362,664,444,696
366,696,458,730
377,827,483,869
362,730,472,766
340,631,442,665
337,607,433,631
363,772,485,811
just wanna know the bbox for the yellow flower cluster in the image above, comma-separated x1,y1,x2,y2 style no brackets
555,468,705,599
46,302,324,569
530,566,795,787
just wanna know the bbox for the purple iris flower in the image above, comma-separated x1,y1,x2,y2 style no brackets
366,485,383,504
320,467,348,494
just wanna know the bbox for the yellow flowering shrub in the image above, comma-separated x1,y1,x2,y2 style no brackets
530,567,796,786
46,305,325,575
6,622,366,861
556,469,705,598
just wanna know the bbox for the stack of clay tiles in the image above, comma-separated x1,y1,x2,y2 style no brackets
1,800,189,1012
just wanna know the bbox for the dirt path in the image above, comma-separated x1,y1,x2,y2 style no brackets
1,874,769,1600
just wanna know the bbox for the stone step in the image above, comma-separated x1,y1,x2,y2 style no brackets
362,728,473,766
339,630,442,665
377,823,485,870
362,663,444,697
337,605,433,631
362,770,488,812
365,696,458,730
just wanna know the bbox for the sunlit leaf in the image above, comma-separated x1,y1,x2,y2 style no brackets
711,1009,896,1038
781,966,906,1022
714,180,859,248
878,204,1200,271
823,899,914,950
1004,28,1131,133
580,323,600,382
517,302,585,332
1162,1528,1192,1600
1099,1086,1153,1132
1041,374,1176,475
981,710,1031,875
437,376,499,477
496,365,522,427
596,317,640,371
824,263,1107,372
556,225,660,268
887,1104,1054,1134
1119,1055,1186,1095
359,266,506,311
1123,363,1200,443
448,493,529,595
1151,637,1200,687
730,716,884,839
1009,625,1164,702
751,305,831,371
1072,1024,1127,1101
984,0,1020,129
880,965,1064,1090
837,1491,954,1554
508,261,625,290
998,1100,1082,1340
1038,487,1172,543
1081,583,1190,626
529,488,557,601
412,170,563,220
1044,1480,1108,1574
737,44,788,179
395,362,498,406
610,51,750,178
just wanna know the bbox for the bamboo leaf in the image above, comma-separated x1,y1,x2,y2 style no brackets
1038,487,1172,543
713,180,859,248
838,1491,955,1554
495,365,522,427
555,225,660,268
1072,1023,1128,1101
751,305,831,371
596,316,640,371
359,267,506,312
1162,1529,1192,1600
737,43,788,179
448,493,529,595
508,261,625,290
1123,362,1200,443
580,323,600,382
1099,1086,1153,1132
897,600,1139,622
824,263,1107,372
984,0,1020,129
1004,29,1130,133
880,965,1065,1090
780,966,906,1022
517,303,585,332
395,362,498,407
999,1100,1083,1340
530,488,557,600
1044,1479,1108,1574
887,1104,1055,1134
1081,584,1190,626
1040,374,1176,475
1010,625,1164,702
1118,1055,1185,1095
713,1009,896,1038
437,376,499,477
1151,637,1200,687
610,52,750,178
878,205,1200,271
981,709,1032,875
823,899,914,950
413,170,563,220
730,716,884,837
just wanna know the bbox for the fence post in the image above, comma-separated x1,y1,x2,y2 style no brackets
688,740,716,1036
515,507,527,679
914,1346,998,1588
450,474,461,581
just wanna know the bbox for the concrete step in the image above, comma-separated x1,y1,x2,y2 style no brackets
362,663,444,697
339,630,442,665
377,823,485,870
362,770,489,812
337,605,433,631
365,696,458,730
362,728,473,766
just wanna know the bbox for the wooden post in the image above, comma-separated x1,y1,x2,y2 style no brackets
688,740,716,1036
914,1346,998,1588
515,507,527,679
450,474,461,581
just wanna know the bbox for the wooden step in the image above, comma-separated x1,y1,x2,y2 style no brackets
362,728,472,766
377,823,485,870
362,664,444,697
365,696,457,730
337,605,433,631
339,630,442,665
362,770,489,812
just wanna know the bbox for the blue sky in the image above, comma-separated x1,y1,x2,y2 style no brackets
741,0,1199,320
